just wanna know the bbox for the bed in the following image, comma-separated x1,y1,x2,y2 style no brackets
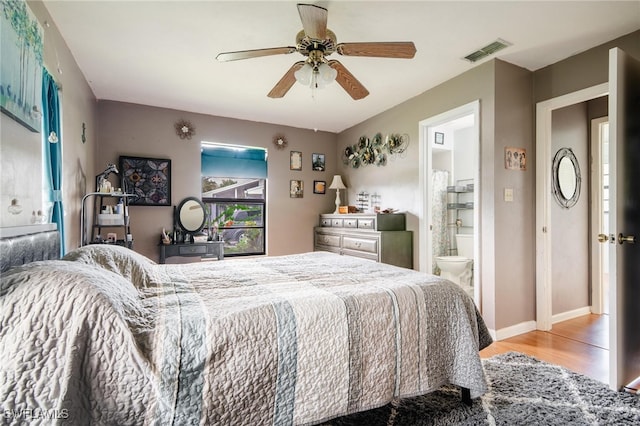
0,231,492,425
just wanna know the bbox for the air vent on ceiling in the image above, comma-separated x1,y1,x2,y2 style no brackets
463,39,511,63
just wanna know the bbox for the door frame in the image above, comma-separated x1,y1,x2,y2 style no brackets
535,83,608,331
418,100,480,301
590,116,609,315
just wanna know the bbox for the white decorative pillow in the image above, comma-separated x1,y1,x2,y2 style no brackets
63,244,156,288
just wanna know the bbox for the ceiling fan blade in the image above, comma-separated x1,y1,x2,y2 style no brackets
336,42,417,59
268,61,306,98
297,3,327,40
216,46,297,62
328,60,369,100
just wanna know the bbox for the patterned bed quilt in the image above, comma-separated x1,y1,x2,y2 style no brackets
0,245,492,425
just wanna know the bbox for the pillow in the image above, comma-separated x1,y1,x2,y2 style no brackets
63,244,156,288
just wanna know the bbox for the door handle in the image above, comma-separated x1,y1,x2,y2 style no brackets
618,233,636,245
597,233,608,243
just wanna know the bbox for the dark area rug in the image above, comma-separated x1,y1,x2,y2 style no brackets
320,352,640,425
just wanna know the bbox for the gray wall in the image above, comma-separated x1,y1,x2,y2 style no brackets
535,30,640,102
96,101,337,261
493,60,536,329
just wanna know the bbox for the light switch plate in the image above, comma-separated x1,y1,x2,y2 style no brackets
504,188,514,202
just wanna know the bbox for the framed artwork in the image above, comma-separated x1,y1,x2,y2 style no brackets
505,147,526,171
312,153,325,171
119,156,171,206
434,132,444,145
313,180,326,194
1,0,43,132
290,180,303,198
290,151,302,171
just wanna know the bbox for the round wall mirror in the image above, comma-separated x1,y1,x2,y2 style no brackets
176,197,206,233
552,147,581,209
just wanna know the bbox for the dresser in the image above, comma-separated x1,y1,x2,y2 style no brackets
314,213,413,269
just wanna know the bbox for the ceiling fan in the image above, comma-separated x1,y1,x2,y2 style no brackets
216,3,416,100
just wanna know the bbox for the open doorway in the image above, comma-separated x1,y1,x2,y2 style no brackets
591,116,610,316
535,83,608,331
418,100,481,305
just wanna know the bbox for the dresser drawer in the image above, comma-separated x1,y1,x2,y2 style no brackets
332,219,344,227
315,233,341,248
320,218,332,227
357,218,375,229
344,218,358,228
342,249,378,262
179,245,207,255
342,236,378,254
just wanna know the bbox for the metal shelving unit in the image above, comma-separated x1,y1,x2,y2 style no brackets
81,192,136,248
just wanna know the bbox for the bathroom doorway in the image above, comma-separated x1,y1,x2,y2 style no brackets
418,101,480,305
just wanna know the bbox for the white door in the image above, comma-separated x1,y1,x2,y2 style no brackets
608,47,640,391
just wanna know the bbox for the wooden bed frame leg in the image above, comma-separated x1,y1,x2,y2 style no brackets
461,387,472,406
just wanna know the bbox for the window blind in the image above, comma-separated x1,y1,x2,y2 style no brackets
201,144,267,178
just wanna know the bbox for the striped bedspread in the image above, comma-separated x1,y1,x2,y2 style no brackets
1,248,491,425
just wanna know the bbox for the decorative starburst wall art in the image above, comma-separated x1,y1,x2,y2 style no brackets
175,119,195,140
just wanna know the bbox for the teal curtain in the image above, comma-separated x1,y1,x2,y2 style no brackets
42,68,65,255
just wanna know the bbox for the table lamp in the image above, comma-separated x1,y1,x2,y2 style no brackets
329,175,347,214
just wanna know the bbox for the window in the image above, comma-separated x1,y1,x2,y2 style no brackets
201,143,266,256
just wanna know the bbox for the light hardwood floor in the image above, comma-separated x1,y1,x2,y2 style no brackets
479,314,609,384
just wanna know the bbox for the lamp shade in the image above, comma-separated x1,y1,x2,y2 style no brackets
315,63,337,89
329,175,346,190
294,63,313,86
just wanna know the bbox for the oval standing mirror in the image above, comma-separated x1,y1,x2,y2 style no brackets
552,147,581,209
177,197,206,233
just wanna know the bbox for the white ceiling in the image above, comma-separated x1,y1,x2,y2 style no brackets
42,1,639,133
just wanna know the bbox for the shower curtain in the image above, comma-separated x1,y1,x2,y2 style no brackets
431,170,450,274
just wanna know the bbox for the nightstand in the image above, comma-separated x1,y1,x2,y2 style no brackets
159,241,224,264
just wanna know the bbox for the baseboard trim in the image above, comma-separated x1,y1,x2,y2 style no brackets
491,307,593,341
492,320,537,341
552,306,592,324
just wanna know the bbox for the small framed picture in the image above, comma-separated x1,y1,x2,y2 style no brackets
290,151,302,171
312,153,325,171
434,132,444,145
290,180,303,198
505,147,527,171
313,180,326,194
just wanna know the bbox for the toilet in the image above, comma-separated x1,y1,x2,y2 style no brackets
435,234,473,295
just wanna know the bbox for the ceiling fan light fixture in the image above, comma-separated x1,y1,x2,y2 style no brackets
317,62,337,86
295,62,337,90
294,63,313,85
219,3,415,100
